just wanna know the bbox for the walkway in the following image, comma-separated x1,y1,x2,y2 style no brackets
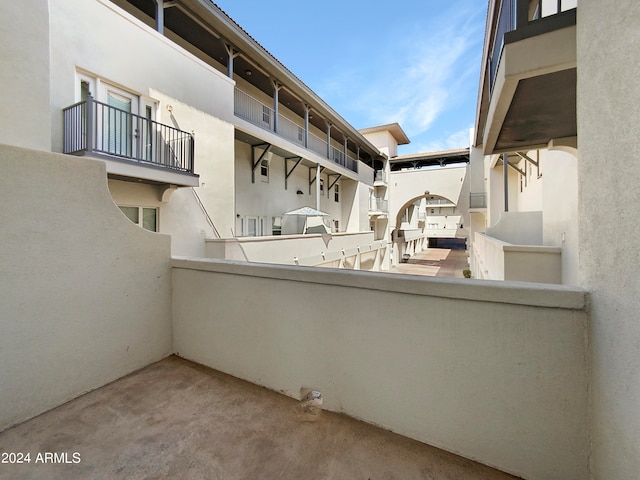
390,248,469,278
0,356,518,479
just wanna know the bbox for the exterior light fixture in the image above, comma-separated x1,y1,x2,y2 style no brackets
245,69,252,76
296,190,303,195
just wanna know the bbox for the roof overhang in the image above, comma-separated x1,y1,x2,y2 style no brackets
389,148,470,171
359,123,411,146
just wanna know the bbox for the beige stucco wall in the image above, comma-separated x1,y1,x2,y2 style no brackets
234,141,345,233
205,232,385,270
390,165,467,230
49,0,236,150
172,258,588,480
578,1,640,478
0,145,172,432
481,149,578,285
46,0,237,255
361,130,399,158
0,0,51,151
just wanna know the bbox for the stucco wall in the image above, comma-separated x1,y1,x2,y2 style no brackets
0,145,172,432
234,141,345,233
49,0,236,150
46,0,237,254
172,258,589,480
486,211,543,245
578,1,640,478
0,0,51,151
390,165,467,230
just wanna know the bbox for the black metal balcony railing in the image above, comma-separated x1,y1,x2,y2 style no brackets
489,0,577,92
63,95,195,174
489,0,516,92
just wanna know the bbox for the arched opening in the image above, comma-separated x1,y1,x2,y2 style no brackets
392,193,466,265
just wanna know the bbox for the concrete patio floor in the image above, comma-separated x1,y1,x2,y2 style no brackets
390,248,469,278
0,356,519,480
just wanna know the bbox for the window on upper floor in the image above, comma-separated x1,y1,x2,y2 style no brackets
260,159,269,181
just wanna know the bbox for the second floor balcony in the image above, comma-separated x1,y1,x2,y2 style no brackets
234,88,360,174
63,95,198,186
470,192,488,209
374,170,388,185
369,197,388,213
476,0,577,155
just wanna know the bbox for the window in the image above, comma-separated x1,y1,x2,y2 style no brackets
260,159,269,181
272,216,282,236
333,220,339,232
119,206,158,232
262,105,270,125
334,183,340,202
320,178,324,195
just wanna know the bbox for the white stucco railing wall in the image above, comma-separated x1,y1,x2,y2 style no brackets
472,232,562,283
172,258,588,480
205,232,387,270
0,145,173,432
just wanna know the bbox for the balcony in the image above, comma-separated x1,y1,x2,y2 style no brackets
471,231,561,283
470,192,488,209
476,0,577,154
369,197,388,213
63,95,198,186
2,144,590,480
374,169,388,185
234,88,359,173
470,211,562,283
424,197,456,207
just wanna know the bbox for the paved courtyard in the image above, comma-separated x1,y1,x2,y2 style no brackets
390,248,469,278
0,356,518,479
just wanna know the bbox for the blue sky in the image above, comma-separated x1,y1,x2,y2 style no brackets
214,1,487,155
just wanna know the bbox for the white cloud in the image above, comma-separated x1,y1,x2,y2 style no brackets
411,128,472,153
317,2,485,139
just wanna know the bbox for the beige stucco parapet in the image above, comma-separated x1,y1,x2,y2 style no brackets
172,257,585,309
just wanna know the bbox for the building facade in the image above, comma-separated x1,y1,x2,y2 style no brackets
472,0,640,477
1,0,388,269
469,0,578,284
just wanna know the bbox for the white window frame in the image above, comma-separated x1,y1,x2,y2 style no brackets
118,205,159,232
260,159,269,182
76,70,159,157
